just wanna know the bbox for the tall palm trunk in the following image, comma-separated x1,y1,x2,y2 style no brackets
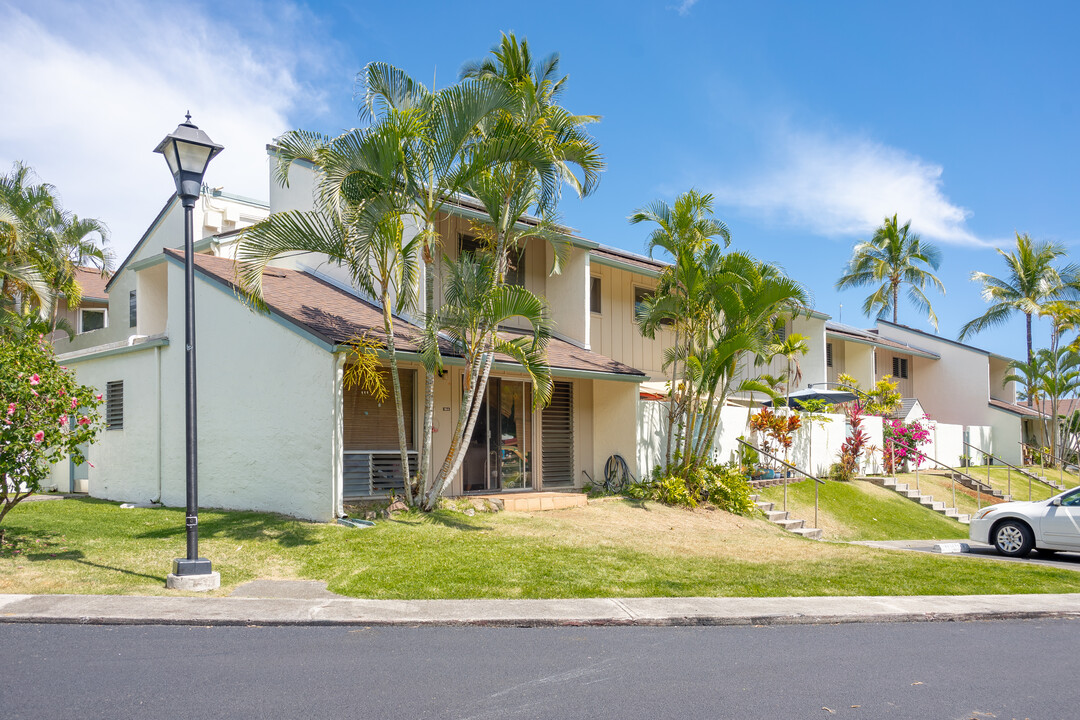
664,327,680,468
1026,312,1034,408
892,280,899,324
418,241,436,499
380,296,413,505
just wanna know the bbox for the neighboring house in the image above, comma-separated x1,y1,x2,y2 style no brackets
52,266,111,338
47,155,646,520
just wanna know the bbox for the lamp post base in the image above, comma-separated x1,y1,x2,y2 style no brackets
167,570,220,592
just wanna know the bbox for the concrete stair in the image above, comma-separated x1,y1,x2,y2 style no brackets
865,476,971,524
751,494,822,540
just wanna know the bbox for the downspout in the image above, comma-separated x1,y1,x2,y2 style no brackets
332,351,346,519
152,343,163,504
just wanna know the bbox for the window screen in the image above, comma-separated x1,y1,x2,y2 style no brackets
106,381,124,430
892,356,909,379
590,277,601,314
81,309,106,333
129,290,137,328
343,370,415,450
826,343,833,368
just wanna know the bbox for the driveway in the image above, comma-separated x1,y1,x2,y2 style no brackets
853,539,1080,571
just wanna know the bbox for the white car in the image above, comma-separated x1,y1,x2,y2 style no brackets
969,486,1080,557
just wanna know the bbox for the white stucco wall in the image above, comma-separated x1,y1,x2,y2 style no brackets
545,244,590,347
792,315,828,388
156,259,337,520
590,380,640,480
636,401,751,477
789,412,847,477
986,411,1022,465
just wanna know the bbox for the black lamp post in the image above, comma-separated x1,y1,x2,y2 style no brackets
155,113,223,586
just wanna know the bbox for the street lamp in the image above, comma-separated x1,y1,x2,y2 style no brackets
156,113,223,591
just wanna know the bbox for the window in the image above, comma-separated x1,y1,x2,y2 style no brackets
892,356,909,379
633,286,650,317
590,276,601,314
460,234,524,286
105,381,124,430
775,322,787,342
129,290,137,328
79,308,106,334
826,343,833,368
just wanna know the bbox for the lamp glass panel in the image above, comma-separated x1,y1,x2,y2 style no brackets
175,142,213,176
161,141,181,177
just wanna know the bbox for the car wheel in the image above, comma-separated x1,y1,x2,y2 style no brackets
993,520,1034,558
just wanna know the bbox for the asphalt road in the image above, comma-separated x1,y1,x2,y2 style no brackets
3,619,1077,719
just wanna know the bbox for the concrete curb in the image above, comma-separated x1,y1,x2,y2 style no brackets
2,593,1080,628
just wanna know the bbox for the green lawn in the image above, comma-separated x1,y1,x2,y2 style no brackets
3,496,1080,599
759,478,968,541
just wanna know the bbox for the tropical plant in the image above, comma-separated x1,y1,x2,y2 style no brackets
883,415,934,473
836,401,869,481
625,462,756,514
0,162,111,327
1005,348,1080,464
420,251,553,509
630,189,732,468
1,327,104,538
767,331,809,406
836,214,945,328
835,372,902,417
960,232,1080,403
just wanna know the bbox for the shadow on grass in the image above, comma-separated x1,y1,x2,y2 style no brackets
135,511,319,547
25,549,164,583
387,511,492,532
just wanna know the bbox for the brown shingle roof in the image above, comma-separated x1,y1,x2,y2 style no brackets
73,266,110,301
1038,398,1080,417
167,250,644,378
989,397,1046,418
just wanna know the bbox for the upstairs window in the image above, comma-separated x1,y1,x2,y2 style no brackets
129,290,137,328
892,356,909,379
79,308,106,334
633,287,650,318
106,381,124,430
459,234,524,286
590,276,601,314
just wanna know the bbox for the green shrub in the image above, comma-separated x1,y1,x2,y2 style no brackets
624,462,758,515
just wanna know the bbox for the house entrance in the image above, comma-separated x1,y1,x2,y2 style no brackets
463,378,533,492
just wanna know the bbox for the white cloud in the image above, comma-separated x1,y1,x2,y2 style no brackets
670,0,700,16
0,1,325,262
713,128,989,247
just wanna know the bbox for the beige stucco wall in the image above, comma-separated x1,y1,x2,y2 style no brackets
875,349,915,397
588,263,670,380
987,409,1022,465
589,379,640,480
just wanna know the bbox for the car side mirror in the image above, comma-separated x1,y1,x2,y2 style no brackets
1052,498,1062,506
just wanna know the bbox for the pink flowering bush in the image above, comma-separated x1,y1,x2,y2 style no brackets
883,414,934,472
1,334,104,536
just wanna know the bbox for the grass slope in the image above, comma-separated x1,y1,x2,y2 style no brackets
3,497,1080,599
759,479,968,541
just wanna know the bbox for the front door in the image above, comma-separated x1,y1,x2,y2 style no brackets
463,378,532,492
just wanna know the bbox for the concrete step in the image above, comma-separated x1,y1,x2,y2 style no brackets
754,501,775,512
775,518,804,531
764,510,789,522
791,527,822,540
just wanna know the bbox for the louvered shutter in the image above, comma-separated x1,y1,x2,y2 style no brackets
542,381,574,487
106,381,124,430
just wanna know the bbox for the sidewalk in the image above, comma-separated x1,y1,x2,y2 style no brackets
3,591,1080,627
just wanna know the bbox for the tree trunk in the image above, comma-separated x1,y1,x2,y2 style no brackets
381,297,413,505
892,282,899,324
1026,312,1033,408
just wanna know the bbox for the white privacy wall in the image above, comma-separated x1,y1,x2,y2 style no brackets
788,413,847,477
637,401,749,477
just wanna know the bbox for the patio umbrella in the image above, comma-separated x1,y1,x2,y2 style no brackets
762,388,857,409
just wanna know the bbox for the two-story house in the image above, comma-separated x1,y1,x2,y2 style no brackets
47,149,647,520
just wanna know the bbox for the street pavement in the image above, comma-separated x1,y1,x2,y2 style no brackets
3,619,1078,719
854,539,1080,571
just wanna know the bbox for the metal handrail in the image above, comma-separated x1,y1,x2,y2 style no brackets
962,440,1038,501
884,436,990,514
739,438,824,530
1018,441,1073,489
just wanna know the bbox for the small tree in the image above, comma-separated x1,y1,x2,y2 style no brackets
1,329,103,538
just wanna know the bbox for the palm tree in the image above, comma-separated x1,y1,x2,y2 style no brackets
238,120,423,503
836,214,945,328
631,190,731,467
961,233,1079,385
421,251,552,509
768,332,810,408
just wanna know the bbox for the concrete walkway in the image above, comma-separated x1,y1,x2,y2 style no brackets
3,591,1080,627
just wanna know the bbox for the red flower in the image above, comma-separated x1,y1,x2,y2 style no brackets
29,374,41,386
6,403,13,416
33,430,44,443
77,416,91,426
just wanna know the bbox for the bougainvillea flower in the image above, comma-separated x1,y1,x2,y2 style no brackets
59,414,68,426
31,389,38,397
71,398,79,409
33,430,45,443
95,394,102,402
29,374,41,385
77,416,91,426
6,403,14,415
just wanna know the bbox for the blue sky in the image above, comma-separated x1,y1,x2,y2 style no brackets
3,0,1078,360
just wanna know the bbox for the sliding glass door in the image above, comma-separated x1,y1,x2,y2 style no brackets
463,378,533,492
